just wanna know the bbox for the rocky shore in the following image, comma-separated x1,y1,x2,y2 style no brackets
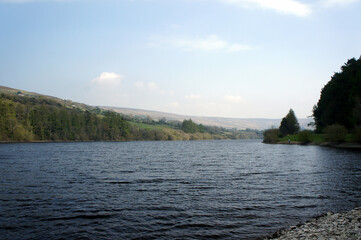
265,207,361,240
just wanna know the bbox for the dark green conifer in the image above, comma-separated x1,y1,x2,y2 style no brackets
279,109,300,136
313,56,361,132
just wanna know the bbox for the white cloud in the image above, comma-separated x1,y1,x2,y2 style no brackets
224,94,244,103
134,81,145,88
227,43,254,52
322,0,360,7
170,102,180,107
92,72,123,87
185,94,202,100
172,35,253,52
219,0,312,17
147,82,158,90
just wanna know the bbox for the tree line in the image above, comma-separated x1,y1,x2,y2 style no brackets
263,56,361,144
126,117,261,140
263,109,301,143
0,93,262,142
0,93,129,141
312,57,361,132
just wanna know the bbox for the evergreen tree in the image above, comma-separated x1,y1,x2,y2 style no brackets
313,56,361,132
279,109,300,136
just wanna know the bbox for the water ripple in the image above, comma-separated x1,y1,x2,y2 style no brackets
0,140,360,240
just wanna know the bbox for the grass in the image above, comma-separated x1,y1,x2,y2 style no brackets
128,122,174,131
280,134,326,143
310,134,325,143
279,134,299,142
279,133,354,143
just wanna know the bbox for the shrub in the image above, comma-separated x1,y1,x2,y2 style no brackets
324,124,348,142
352,126,361,143
298,130,313,144
263,128,280,143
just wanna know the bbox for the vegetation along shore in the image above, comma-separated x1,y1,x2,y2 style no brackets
263,56,361,148
0,86,261,143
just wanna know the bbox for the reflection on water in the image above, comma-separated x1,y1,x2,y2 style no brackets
1,140,360,239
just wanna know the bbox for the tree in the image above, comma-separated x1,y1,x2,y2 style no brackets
103,111,129,140
182,119,198,133
279,109,300,136
313,56,361,132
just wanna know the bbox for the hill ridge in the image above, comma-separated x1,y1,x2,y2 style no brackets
1,85,311,130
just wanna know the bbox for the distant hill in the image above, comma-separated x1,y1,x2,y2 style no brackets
1,86,312,131
0,86,262,141
102,106,312,131
0,86,98,112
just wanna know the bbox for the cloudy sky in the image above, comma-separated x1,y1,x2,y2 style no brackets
1,0,360,118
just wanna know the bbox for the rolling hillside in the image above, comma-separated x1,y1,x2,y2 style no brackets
103,106,312,131
1,86,311,131
0,86,98,112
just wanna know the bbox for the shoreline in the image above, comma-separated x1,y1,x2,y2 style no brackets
0,138,262,144
275,141,361,150
263,207,361,239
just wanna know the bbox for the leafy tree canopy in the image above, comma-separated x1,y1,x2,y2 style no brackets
0,93,129,141
182,119,199,133
279,109,300,136
0,92,263,142
313,56,361,132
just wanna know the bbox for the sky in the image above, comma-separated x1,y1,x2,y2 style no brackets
1,0,361,119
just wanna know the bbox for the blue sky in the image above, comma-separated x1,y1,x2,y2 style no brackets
1,0,360,118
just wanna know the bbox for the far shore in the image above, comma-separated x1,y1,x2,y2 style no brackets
0,140,127,144
0,138,261,144
275,141,361,150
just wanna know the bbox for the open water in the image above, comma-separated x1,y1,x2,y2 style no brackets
1,140,361,239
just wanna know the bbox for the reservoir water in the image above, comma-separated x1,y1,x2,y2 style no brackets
1,140,361,239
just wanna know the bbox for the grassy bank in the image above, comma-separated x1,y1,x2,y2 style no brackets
279,133,324,143
279,133,356,143
275,133,361,149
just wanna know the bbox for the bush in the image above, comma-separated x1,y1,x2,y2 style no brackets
352,126,361,143
324,124,348,142
263,129,280,143
298,130,313,144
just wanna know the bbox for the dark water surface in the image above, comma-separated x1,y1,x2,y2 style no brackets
1,140,361,239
